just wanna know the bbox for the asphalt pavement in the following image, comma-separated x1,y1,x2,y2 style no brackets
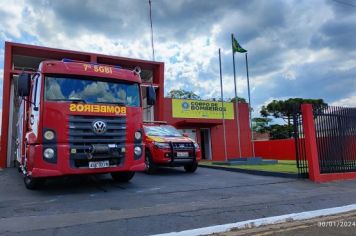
218,211,356,236
1,167,356,235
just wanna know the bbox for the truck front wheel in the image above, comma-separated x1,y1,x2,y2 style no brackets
24,176,44,190
111,171,135,182
184,161,198,173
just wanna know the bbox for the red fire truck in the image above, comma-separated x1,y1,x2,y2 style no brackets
143,122,201,174
16,59,156,189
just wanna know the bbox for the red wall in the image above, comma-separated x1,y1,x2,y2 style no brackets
254,139,296,160
163,98,253,161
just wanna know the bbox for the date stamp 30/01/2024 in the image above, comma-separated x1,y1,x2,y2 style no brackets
318,221,356,228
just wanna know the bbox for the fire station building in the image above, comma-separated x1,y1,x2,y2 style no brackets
163,99,253,160
0,42,253,168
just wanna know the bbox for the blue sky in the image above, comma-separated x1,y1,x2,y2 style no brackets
1,0,356,126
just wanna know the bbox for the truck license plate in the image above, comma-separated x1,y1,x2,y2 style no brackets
88,160,110,169
177,152,189,157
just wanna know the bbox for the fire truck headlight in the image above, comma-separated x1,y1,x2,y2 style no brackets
43,148,55,159
134,131,142,140
134,146,142,156
44,130,55,140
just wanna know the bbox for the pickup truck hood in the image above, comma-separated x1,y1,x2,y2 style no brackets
147,136,194,143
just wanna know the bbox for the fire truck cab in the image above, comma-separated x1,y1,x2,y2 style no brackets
15,59,156,189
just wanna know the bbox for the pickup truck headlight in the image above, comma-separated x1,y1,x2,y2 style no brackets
154,142,170,149
194,142,199,149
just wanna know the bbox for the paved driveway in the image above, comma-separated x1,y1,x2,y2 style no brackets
1,167,356,235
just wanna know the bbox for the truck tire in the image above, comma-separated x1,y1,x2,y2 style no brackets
184,161,198,173
16,161,22,173
24,176,44,190
111,171,135,182
145,150,156,174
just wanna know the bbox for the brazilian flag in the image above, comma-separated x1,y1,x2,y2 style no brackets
232,37,247,53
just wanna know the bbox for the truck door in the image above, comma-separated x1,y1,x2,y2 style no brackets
16,100,25,164
27,74,41,141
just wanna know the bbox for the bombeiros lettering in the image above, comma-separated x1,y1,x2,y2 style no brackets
69,104,126,115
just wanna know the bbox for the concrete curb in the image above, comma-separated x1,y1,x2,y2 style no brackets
199,164,299,178
154,204,356,236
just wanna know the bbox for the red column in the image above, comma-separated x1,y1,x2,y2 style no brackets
238,103,253,157
0,42,12,168
301,104,321,182
90,55,97,63
154,63,164,120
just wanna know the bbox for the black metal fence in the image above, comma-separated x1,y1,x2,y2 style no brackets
314,106,356,173
293,109,308,178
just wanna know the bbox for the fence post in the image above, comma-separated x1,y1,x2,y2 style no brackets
301,104,321,182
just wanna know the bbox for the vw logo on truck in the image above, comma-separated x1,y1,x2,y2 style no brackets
92,120,107,134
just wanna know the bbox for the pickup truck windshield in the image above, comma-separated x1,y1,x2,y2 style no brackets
45,76,140,107
144,125,182,137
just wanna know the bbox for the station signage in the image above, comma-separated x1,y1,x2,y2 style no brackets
172,99,234,120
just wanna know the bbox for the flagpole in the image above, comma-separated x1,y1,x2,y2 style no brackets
231,34,242,158
148,0,155,61
245,53,255,157
219,48,228,162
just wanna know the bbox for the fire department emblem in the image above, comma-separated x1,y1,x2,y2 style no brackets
92,120,107,134
182,102,190,110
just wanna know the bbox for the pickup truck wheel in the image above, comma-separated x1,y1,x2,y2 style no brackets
145,150,156,174
24,176,44,190
184,161,198,173
111,171,135,182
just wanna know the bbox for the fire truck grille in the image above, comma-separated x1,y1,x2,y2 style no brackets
68,115,126,168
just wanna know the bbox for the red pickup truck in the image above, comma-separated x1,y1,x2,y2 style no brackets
143,122,201,174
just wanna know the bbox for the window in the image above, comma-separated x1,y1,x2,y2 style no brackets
45,76,140,107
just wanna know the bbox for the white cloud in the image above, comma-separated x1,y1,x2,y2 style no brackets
283,70,297,80
0,0,25,38
0,0,355,117
331,95,356,107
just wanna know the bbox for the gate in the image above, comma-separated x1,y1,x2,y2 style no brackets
314,106,356,173
293,107,308,178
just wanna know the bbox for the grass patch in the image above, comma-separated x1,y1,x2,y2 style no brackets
200,160,298,174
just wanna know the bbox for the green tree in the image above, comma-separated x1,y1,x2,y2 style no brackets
261,98,327,120
269,124,294,140
167,89,201,100
230,96,247,103
260,98,328,138
252,117,272,133
207,96,247,102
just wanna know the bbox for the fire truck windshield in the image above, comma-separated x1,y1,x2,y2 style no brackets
44,76,140,107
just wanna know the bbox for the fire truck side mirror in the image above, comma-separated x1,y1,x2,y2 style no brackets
146,86,156,106
18,72,31,97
